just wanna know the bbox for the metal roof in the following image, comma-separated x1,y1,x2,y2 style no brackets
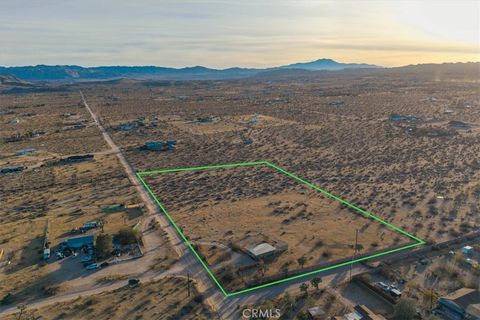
66,235,94,248
247,243,276,257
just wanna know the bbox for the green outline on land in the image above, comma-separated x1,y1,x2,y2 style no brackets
136,161,425,297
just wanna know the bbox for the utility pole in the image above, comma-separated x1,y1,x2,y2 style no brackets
349,229,359,282
187,272,191,297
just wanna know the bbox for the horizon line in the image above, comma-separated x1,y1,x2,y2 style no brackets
1,59,479,70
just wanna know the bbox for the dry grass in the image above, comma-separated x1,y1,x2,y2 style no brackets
4,276,214,320
143,165,409,291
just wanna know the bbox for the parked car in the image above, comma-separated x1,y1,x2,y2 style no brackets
80,256,93,263
128,278,140,286
100,262,109,268
390,288,402,298
377,282,389,292
85,264,98,270
63,249,72,257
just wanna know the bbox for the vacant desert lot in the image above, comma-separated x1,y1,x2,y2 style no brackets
142,164,412,291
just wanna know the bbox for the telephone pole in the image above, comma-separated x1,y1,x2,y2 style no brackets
187,272,191,297
349,229,359,282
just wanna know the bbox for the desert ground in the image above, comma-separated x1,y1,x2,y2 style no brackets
0,64,479,317
141,163,412,292
4,276,214,320
65,65,479,295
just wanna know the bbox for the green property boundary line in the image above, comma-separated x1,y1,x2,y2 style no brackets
136,161,425,297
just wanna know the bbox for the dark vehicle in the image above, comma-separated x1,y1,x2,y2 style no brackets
128,278,140,286
1,293,13,305
81,257,94,266
63,248,73,257
80,256,93,263
85,263,98,270
100,261,109,268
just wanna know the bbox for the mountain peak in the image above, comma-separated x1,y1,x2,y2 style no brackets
281,58,379,71
313,58,336,63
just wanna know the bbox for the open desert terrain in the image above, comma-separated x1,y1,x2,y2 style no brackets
141,163,413,292
4,276,214,320
77,65,480,247
1,63,479,318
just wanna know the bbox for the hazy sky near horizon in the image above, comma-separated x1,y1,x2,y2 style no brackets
1,0,479,68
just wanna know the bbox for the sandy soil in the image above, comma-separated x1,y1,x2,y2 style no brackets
3,276,214,320
143,164,410,291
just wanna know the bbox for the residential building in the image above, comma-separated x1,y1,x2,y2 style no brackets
434,288,480,320
332,305,386,320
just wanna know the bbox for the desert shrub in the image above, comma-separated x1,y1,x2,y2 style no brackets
322,250,332,258
114,228,140,245
42,285,60,296
393,298,416,320
96,234,113,259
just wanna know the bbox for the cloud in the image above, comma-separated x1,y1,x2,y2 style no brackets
0,0,478,67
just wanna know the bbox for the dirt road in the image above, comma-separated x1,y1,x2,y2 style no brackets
79,91,227,313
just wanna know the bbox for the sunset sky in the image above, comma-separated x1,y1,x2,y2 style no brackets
1,0,479,68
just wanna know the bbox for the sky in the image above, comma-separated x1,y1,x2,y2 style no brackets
0,0,479,68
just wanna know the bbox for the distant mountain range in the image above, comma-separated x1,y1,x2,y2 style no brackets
280,58,378,70
0,59,380,81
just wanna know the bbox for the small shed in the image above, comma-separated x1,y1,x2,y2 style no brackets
307,306,325,319
144,140,176,151
247,243,276,260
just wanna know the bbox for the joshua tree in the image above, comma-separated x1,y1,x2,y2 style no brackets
299,282,309,296
310,277,322,291
258,260,269,277
16,304,27,320
422,288,439,311
297,256,307,269
282,264,289,277
393,298,416,320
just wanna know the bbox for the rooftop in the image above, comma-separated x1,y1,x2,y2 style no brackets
307,306,325,317
247,243,276,257
443,288,480,310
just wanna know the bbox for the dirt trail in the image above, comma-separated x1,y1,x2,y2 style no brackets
79,91,226,314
